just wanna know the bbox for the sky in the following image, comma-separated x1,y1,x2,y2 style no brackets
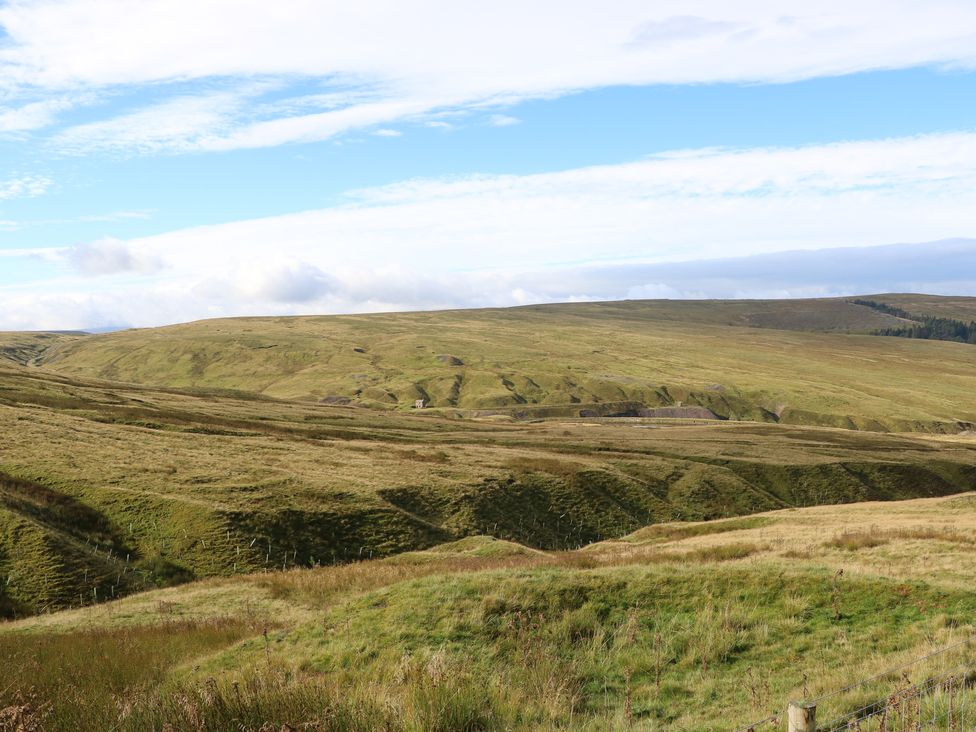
1,1,976,330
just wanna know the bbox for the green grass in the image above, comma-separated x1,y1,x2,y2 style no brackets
22,295,976,431
619,516,776,544
5,492,976,730
8,563,968,731
278,564,975,730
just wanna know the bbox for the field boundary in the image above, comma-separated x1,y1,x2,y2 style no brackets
740,634,976,731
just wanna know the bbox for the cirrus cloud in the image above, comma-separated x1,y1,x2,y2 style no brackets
1,1,975,154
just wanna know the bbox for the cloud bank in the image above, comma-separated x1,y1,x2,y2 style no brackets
48,130,976,269
2,128,975,330
1,240,973,332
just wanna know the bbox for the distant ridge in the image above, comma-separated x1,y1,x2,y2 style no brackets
8,294,976,432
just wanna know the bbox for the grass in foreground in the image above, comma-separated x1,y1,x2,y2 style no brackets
0,619,252,730
4,494,976,730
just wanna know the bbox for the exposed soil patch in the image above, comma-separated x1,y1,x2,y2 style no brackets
319,395,353,405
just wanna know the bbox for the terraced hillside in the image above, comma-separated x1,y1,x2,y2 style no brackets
24,295,976,431
2,363,976,617
4,492,976,731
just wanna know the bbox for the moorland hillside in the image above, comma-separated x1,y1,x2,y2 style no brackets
13,295,976,432
1,363,975,617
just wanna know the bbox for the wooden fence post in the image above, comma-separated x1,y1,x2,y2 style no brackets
787,701,816,732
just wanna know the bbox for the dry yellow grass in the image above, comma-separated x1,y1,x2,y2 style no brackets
590,491,976,591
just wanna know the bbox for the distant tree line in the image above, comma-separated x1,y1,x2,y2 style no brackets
852,299,976,344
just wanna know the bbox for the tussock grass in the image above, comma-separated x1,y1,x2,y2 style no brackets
886,526,976,544
111,663,513,731
685,541,763,561
825,531,891,551
824,526,976,551
5,492,976,729
0,618,252,731
258,554,548,608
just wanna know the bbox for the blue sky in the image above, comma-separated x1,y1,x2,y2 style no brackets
2,1,976,329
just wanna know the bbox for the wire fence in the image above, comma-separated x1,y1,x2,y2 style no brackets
818,669,975,731
738,635,976,731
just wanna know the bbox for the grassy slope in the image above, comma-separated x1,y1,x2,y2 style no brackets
0,331,83,366
2,363,976,616
871,293,976,322
28,296,976,431
3,297,976,729
4,493,976,730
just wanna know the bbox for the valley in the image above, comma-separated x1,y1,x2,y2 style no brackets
2,295,975,730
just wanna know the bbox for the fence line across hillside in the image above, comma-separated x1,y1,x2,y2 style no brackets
738,633,976,731
817,668,972,731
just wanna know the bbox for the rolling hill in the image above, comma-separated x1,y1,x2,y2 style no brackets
4,492,976,730
19,294,976,432
2,359,976,618
2,295,976,729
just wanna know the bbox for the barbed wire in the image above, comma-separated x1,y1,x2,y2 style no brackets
736,632,976,731
818,667,968,731
806,633,976,706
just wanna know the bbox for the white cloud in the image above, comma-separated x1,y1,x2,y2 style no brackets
2,1,975,153
2,131,975,328
2,239,974,331
372,128,402,137
195,259,337,304
52,90,247,154
5,1,976,89
0,246,67,258
69,237,164,275
52,131,976,270
0,174,52,200
488,114,520,127
629,15,741,46
349,132,976,205
78,210,153,223
0,95,80,133
194,96,448,152
627,283,706,300
0,210,150,233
